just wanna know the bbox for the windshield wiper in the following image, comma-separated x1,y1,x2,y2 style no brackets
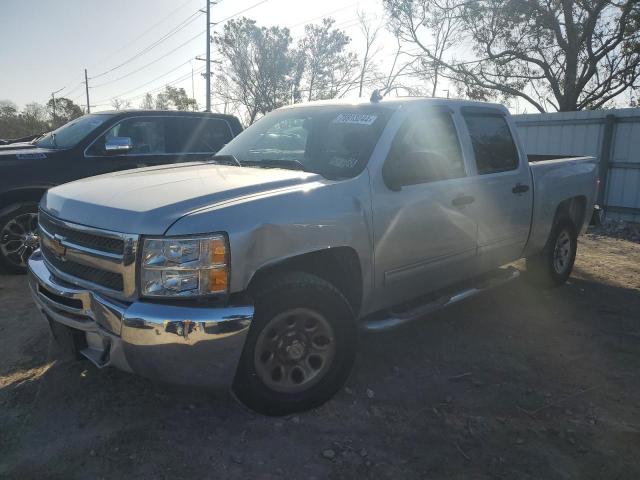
209,154,242,167
50,133,57,148
241,159,310,172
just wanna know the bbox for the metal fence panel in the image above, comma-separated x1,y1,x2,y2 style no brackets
514,108,640,222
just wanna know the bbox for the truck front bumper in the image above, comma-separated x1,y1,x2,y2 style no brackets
28,250,254,387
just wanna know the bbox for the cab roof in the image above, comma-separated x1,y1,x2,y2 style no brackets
278,96,506,113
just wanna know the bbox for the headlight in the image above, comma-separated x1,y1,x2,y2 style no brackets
140,234,229,298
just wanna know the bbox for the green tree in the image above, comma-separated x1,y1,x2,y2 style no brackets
46,97,83,128
161,86,198,111
21,102,48,133
0,100,49,139
295,18,359,101
215,18,294,123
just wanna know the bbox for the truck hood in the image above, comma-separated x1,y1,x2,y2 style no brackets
41,162,322,234
0,145,57,157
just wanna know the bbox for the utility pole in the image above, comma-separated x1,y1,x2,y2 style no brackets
50,87,65,126
84,69,91,113
190,61,196,111
206,0,211,112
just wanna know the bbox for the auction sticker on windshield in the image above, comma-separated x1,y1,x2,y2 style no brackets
333,113,378,125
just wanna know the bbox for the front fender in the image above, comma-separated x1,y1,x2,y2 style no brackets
165,173,374,303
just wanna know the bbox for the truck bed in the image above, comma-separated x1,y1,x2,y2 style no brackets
524,155,598,257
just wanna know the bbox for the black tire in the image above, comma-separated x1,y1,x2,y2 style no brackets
233,271,357,416
0,202,39,274
526,218,577,287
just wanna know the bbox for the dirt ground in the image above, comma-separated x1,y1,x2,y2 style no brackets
1,232,639,479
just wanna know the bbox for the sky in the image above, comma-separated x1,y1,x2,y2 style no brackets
0,0,408,113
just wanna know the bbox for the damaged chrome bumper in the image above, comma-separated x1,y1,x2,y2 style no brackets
28,250,254,387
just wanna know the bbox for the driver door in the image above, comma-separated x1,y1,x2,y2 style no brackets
83,116,169,176
371,107,478,309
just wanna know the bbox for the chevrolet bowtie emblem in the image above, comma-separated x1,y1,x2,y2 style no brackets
50,234,67,260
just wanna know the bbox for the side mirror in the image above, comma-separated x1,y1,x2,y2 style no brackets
105,136,133,153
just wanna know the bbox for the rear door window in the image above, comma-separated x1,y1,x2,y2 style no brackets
166,117,233,154
463,113,518,174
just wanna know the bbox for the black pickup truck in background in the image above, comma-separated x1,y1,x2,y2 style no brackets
0,110,243,273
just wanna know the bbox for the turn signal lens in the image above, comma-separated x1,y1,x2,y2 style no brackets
210,237,227,265
208,267,229,293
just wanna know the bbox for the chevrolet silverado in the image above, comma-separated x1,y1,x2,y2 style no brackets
28,98,598,415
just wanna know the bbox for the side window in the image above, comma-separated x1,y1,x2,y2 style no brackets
463,113,518,174
386,109,465,186
88,118,166,156
167,118,233,154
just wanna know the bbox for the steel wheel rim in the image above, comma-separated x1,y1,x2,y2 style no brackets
254,307,336,394
553,229,571,274
0,212,39,268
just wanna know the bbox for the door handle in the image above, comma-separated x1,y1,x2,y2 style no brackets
512,183,530,194
451,195,475,206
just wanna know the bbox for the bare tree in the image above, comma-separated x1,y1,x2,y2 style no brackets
111,98,131,110
356,11,384,97
155,91,170,110
375,38,425,97
140,93,155,110
385,0,640,111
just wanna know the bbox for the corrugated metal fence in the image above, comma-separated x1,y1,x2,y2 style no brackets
514,108,640,222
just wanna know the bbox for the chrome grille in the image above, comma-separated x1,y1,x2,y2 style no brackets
41,247,124,291
39,212,124,254
38,211,139,299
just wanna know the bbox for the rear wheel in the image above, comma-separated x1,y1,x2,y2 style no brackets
0,203,39,274
233,271,357,416
526,218,577,287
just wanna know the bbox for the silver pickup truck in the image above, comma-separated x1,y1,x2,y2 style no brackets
28,98,598,415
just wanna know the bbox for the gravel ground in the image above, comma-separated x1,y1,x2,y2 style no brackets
1,232,639,479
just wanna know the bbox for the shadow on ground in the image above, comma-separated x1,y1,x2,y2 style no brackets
1,238,639,479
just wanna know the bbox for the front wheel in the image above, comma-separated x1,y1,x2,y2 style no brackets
526,218,577,287
233,272,357,416
0,203,40,274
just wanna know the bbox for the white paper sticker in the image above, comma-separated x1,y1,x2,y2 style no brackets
332,113,378,125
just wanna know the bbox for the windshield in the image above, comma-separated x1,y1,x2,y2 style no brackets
217,105,392,178
35,114,114,149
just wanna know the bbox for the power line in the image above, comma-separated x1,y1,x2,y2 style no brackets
89,0,199,69
90,9,203,80
91,30,204,88
213,0,272,25
95,0,279,109
92,67,205,109
123,66,207,105
95,61,204,104
288,3,359,29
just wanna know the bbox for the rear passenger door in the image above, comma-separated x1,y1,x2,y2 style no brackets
461,107,533,270
165,117,234,162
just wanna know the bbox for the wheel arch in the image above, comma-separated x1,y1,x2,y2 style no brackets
246,247,363,316
553,195,587,232
0,187,50,213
